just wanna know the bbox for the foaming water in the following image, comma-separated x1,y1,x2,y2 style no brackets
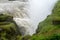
0,0,58,35
28,0,58,35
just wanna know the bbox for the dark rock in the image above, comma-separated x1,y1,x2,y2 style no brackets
52,20,60,25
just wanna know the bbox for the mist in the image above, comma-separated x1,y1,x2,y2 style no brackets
0,0,58,35
28,0,58,35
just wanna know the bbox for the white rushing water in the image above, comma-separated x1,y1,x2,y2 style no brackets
28,0,58,35
0,0,58,35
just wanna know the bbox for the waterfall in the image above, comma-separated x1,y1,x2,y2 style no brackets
0,0,58,35
0,1,31,35
28,0,58,35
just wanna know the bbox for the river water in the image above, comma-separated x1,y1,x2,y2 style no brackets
0,0,58,35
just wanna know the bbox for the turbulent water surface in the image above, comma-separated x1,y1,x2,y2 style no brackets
28,0,58,35
0,0,58,35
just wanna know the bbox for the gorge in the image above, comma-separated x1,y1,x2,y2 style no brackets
0,0,58,36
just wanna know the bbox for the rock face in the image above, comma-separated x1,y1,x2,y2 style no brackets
0,0,60,40
0,1,32,35
0,14,21,40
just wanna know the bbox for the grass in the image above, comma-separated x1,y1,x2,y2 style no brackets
28,1,60,40
0,14,21,40
0,0,60,40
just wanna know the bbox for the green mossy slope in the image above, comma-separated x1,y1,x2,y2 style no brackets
29,1,60,40
0,14,21,40
0,0,60,40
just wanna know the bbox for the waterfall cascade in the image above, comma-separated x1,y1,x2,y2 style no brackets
0,1,31,35
0,0,58,35
28,0,58,35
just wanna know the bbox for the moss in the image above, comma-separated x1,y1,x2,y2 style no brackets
0,14,21,40
0,0,60,40
0,14,13,22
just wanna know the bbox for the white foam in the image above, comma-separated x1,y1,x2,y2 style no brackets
0,0,58,35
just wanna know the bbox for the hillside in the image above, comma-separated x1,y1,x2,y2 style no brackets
29,1,60,40
0,14,21,40
0,0,60,40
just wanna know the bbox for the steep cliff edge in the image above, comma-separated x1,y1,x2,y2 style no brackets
0,14,21,40
29,1,60,40
0,0,60,40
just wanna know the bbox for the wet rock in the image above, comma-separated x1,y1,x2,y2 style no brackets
53,20,60,25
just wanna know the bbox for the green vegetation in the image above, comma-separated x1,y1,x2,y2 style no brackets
29,1,60,40
0,0,60,40
0,14,31,40
0,14,21,40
